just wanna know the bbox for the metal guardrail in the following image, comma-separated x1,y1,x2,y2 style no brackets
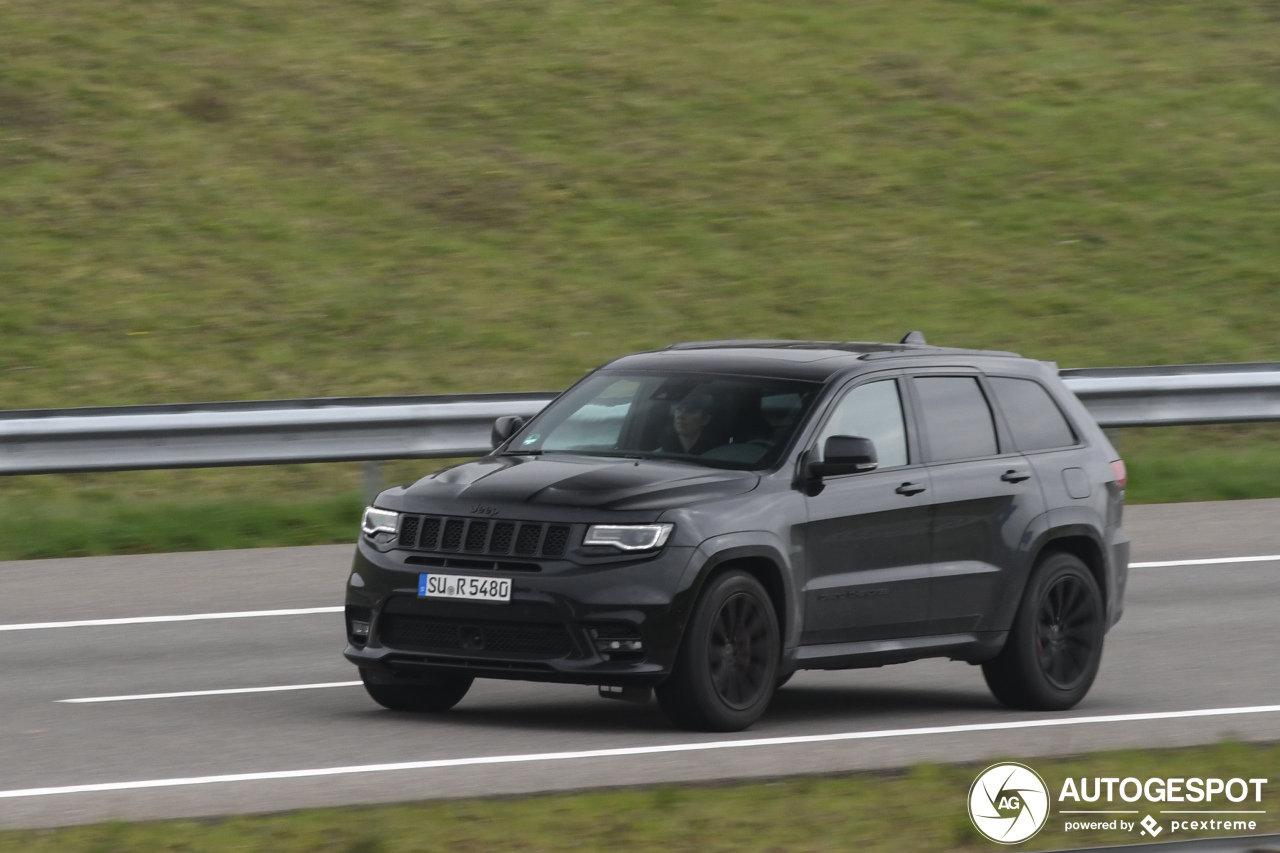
1061,363,1280,428
0,363,1277,477
0,392,556,476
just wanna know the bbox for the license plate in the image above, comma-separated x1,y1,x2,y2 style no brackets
418,573,511,602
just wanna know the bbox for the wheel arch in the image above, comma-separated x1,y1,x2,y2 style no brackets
683,537,795,653
1032,528,1109,613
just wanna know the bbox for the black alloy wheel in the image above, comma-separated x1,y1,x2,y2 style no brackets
656,570,780,731
360,668,474,713
1035,572,1100,690
708,592,773,709
983,551,1105,711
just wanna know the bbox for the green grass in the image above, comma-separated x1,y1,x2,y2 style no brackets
3,741,1278,851
0,461,439,560
2,0,1280,557
1122,425,1280,504
0,490,362,560
3,0,1278,405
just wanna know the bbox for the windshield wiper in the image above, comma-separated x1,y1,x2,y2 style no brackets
502,449,545,456
569,451,650,460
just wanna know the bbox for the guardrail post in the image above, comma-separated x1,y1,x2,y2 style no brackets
362,461,382,505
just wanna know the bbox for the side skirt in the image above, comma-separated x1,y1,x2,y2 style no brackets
794,631,1007,670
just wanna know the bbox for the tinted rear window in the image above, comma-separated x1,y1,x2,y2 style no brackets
989,377,1077,451
914,376,998,462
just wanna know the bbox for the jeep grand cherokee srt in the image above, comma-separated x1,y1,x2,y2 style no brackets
344,337,1129,731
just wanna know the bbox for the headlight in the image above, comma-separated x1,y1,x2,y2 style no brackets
361,507,400,536
583,523,673,551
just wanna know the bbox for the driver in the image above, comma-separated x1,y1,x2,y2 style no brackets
660,391,719,455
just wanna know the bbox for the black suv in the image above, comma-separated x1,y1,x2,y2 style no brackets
344,338,1129,731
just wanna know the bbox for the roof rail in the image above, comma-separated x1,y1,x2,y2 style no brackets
664,339,811,350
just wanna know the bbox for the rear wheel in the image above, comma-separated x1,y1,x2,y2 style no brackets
360,668,473,713
656,570,780,731
983,552,1104,711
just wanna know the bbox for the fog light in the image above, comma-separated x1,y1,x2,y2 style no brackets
351,620,370,638
589,626,643,656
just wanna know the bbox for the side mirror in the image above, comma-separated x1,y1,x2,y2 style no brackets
807,435,878,479
491,416,525,449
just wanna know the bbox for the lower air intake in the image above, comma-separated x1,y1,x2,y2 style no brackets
379,614,574,657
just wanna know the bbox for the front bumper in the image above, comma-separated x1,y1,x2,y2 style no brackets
343,537,698,687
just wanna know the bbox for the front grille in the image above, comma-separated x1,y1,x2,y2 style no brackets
542,525,569,557
515,523,541,555
464,520,488,552
418,517,441,550
379,613,574,657
441,519,465,551
490,522,515,554
397,516,420,549
394,515,574,561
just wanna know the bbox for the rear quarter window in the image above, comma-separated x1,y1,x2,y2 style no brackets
988,377,1077,451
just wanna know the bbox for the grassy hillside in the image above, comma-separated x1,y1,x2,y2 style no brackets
2,0,1279,556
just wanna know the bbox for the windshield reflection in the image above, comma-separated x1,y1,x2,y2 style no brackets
508,372,822,471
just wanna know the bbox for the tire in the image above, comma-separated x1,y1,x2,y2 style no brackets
983,552,1105,711
656,570,780,731
360,668,474,713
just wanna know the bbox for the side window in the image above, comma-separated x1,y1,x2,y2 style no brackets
989,377,1077,451
914,376,998,462
816,379,909,468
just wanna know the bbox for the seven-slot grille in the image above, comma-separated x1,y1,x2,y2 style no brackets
398,515,571,559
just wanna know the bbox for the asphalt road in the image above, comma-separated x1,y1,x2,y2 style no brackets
1,499,1278,829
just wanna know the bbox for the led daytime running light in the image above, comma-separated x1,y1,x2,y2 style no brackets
361,507,400,536
584,523,673,551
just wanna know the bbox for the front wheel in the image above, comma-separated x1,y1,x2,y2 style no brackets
656,570,780,731
360,668,474,713
983,552,1105,711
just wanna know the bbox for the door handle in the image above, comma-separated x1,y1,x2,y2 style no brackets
895,482,927,496
1000,469,1032,483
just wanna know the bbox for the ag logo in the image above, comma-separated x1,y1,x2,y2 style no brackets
968,763,1050,844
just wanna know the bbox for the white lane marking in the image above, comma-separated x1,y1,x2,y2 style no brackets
3,703,1279,800
59,681,361,704
0,606,343,632
1131,555,1280,569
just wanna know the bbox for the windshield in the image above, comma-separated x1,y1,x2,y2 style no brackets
507,371,823,471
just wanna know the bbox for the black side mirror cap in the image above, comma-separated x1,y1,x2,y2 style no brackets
806,435,878,479
491,416,525,449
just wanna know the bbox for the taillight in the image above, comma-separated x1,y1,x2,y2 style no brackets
1109,459,1127,489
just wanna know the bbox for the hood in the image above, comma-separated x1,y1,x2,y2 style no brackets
398,454,759,511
